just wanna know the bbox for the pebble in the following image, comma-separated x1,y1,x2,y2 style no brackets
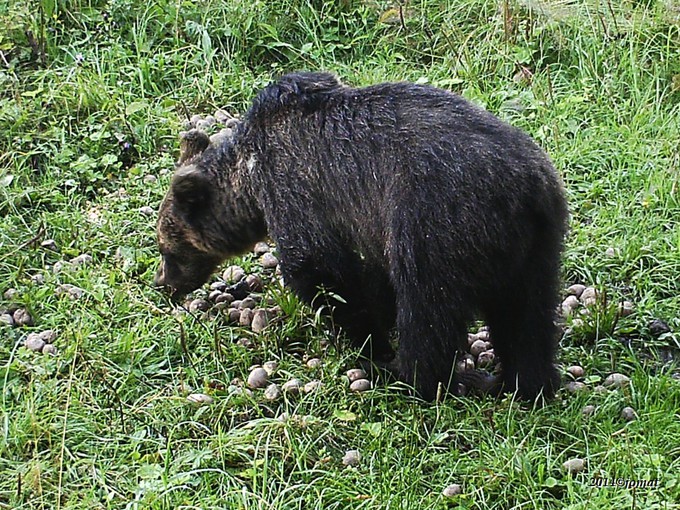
649,319,670,337
566,284,586,298
227,308,241,323
215,293,233,305
470,339,487,357
210,280,227,291
604,247,617,257
142,174,157,184
304,380,322,393
187,393,214,405
0,313,14,326
442,484,462,498
40,239,59,251
235,337,254,349
621,406,637,421
239,308,254,326
247,367,269,389
263,360,278,375
306,357,322,369
214,109,231,123
208,290,223,302
190,114,202,125
580,287,598,307
566,365,584,378
251,309,269,333
238,297,256,309
42,344,58,356
475,329,490,342
260,253,279,269
561,295,580,316
563,458,585,474
3,288,18,300
582,405,596,417
189,299,210,313
346,368,367,382
618,301,634,317
456,357,475,372
30,273,45,285
477,350,495,368
13,308,33,326
253,242,271,256
39,330,57,343
565,381,587,393
55,284,84,300
282,378,302,395
139,206,155,216
349,379,372,392
24,333,46,352
264,383,281,400
223,265,245,284
70,254,93,266
604,373,630,389
342,449,361,467
245,274,263,292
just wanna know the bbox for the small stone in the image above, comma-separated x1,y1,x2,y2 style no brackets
142,174,157,184
442,484,462,498
251,309,269,333
208,290,223,302
13,308,33,326
582,405,596,417
561,295,580,316
70,253,93,266
195,119,211,131
139,206,155,216
238,297,256,309
604,373,630,389
580,287,598,306
621,406,637,421
3,288,18,300
190,114,203,125
39,330,57,343
223,265,245,284
264,383,281,401
349,379,372,392
235,336,254,349
214,109,231,123
239,308,254,327
263,360,278,375
228,385,253,398
203,115,216,126
216,292,234,304
456,356,475,373
346,368,367,382
186,393,213,406
565,381,587,393
260,253,279,269
593,385,608,394
306,357,322,369
566,284,587,298
282,378,302,395
604,247,617,257
475,329,490,342
304,380,322,393
24,333,45,352
55,284,84,300
649,319,670,337
189,299,210,313
563,458,585,474
0,314,14,326
42,344,58,356
30,273,45,285
470,339,487,357
210,128,233,146
477,350,495,368
566,365,585,378
618,301,634,317
227,308,241,323
342,449,361,467
210,281,227,291
247,367,269,389
40,239,59,251
245,274,264,292
253,242,271,256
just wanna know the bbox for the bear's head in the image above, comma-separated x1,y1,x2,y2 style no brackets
155,128,266,299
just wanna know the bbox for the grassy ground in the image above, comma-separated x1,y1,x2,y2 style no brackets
1,0,679,508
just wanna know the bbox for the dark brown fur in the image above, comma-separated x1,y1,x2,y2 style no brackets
155,72,568,401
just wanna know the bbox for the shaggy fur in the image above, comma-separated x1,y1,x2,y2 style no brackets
155,71,568,401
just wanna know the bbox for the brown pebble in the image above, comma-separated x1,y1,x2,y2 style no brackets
189,299,210,313
582,405,596,417
42,344,58,356
566,284,586,298
24,333,45,352
306,357,322,369
342,449,361,466
442,484,462,498
349,379,372,392
304,380,322,393
346,368,367,382
264,383,281,400
251,309,269,333
247,367,269,389
565,381,587,393
477,350,495,368
245,274,264,292
470,339,487,357
580,287,598,307
563,458,585,474
227,308,241,323
216,293,234,304
618,301,634,317
13,308,33,327
223,265,245,283
0,313,14,327
561,295,580,316
260,252,279,269
604,373,630,389
238,297,256,309
282,378,302,395
621,406,637,421
239,308,254,327
263,360,278,375
253,242,271,256
566,365,584,378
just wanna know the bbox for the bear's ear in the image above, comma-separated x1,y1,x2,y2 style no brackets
178,129,210,165
171,165,212,207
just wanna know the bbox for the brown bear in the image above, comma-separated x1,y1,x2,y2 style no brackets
155,72,568,401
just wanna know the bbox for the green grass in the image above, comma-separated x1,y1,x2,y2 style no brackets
1,0,679,508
